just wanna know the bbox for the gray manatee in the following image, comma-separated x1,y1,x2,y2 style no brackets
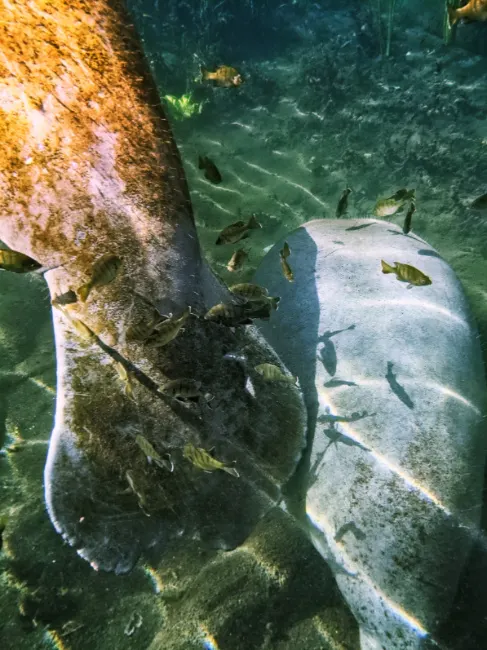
254,218,487,649
0,0,305,573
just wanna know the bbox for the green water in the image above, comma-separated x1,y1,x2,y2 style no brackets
2,1,487,648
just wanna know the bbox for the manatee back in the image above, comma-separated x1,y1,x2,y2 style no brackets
254,218,487,649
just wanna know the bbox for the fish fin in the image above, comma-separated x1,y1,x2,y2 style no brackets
223,466,240,478
381,260,394,274
198,155,205,169
406,283,414,290
247,214,262,229
77,283,91,302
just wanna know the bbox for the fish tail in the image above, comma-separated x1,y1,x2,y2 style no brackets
247,214,261,229
200,66,209,80
77,283,91,302
223,465,240,478
381,260,395,274
270,296,280,310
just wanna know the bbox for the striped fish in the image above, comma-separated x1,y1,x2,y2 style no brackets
77,253,122,302
183,443,239,478
135,435,173,472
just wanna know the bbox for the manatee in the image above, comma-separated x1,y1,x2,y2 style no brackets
254,219,487,649
0,0,305,574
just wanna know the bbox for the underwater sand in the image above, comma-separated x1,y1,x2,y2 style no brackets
2,4,487,649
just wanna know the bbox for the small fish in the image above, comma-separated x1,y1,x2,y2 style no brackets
0,249,41,273
374,189,415,217
77,254,122,302
51,289,78,307
201,65,244,88
216,214,261,245
59,307,97,341
229,282,268,300
198,155,222,184
244,297,276,317
126,317,157,342
147,307,191,348
336,188,352,218
280,242,294,282
204,302,253,326
162,378,202,400
125,470,149,513
229,283,279,310
135,434,173,471
183,442,239,477
115,362,134,400
226,248,248,272
381,260,432,286
470,192,487,211
403,201,415,234
254,363,297,383
448,0,487,27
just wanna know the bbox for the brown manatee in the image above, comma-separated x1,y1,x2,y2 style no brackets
0,0,305,573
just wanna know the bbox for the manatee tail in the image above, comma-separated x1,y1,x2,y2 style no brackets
381,260,395,274
77,283,91,302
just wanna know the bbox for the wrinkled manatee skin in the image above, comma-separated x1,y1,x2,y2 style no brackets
0,0,306,574
254,219,487,650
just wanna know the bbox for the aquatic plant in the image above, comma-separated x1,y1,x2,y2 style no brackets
164,92,204,119
371,0,398,57
385,0,396,57
444,0,462,45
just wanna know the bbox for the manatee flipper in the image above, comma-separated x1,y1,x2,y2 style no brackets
43,295,305,573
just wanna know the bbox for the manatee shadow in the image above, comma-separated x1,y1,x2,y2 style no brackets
317,325,356,377
417,249,444,260
386,361,414,409
346,223,375,231
324,378,357,388
435,526,487,649
254,228,321,521
387,229,424,244
308,415,373,489
318,408,374,425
